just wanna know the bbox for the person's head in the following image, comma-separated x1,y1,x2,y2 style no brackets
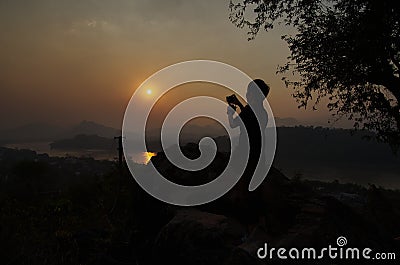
246,79,270,105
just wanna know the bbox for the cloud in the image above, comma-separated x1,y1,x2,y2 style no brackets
66,18,119,35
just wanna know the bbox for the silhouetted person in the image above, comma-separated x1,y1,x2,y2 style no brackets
226,79,270,229
227,79,270,182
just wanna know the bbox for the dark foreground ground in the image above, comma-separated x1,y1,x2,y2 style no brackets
0,146,399,264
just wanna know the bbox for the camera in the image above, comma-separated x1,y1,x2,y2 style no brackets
226,94,237,105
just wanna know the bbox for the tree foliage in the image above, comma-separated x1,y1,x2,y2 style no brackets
230,0,400,149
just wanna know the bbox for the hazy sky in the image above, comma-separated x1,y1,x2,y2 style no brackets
0,0,352,130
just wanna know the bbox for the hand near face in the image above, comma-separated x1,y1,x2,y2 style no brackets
230,94,241,106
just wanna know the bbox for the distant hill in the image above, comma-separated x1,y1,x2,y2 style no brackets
69,120,120,139
0,118,299,145
2,121,399,188
0,121,120,144
50,134,114,150
272,127,400,188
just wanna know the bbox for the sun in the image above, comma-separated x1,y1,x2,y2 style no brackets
146,89,152,95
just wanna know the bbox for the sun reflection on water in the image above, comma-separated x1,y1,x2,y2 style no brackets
143,152,157,164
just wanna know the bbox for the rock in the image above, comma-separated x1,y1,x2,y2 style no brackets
153,209,246,265
226,226,270,265
225,183,397,264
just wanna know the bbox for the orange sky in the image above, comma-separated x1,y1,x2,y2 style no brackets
0,0,353,130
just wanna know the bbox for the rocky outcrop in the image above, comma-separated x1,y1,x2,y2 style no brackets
138,144,400,265
149,170,398,265
153,209,245,265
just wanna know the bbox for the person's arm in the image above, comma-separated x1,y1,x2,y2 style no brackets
227,105,240,128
